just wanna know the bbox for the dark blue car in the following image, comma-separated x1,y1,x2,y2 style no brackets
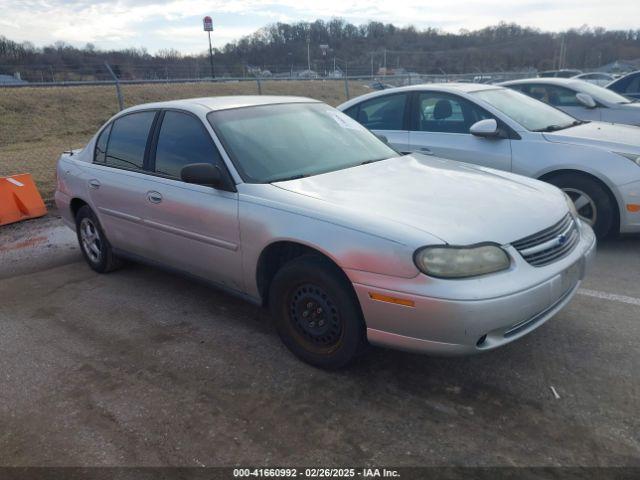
608,71,640,100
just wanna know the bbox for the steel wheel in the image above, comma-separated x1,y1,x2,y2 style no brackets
563,187,597,226
79,217,102,263
289,283,343,348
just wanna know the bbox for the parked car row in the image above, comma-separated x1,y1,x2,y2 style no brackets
57,79,639,368
339,82,640,239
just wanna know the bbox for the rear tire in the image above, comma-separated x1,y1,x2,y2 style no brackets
75,205,124,273
268,255,367,369
546,173,615,239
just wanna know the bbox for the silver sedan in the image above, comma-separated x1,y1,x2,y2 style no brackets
55,96,595,368
338,83,640,238
500,77,640,126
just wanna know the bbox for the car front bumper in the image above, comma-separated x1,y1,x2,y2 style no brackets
348,220,597,356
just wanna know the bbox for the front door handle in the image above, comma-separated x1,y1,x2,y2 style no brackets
147,191,163,204
88,179,101,189
419,147,434,155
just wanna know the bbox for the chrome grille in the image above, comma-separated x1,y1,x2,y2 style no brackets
512,214,579,267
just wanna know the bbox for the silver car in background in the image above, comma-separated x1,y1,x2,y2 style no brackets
500,77,640,126
572,72,616,87
56,96,595,369
338,84,640,238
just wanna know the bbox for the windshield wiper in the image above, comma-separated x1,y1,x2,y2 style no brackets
360,156,394,166
533,120,584,132
270,174,306,183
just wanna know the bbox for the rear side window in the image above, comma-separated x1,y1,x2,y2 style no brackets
104,111,156,170
354,93,408,130
153,111,223,178
94,123,112,164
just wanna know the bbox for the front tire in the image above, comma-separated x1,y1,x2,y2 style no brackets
546,173,615,239
268,255,366,369
75,205,124,273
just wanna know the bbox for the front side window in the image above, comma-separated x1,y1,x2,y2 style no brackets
105,111,156,170
575,81,632,104
208,103,397,183
524,84,581,107
354,93,408,130
626,76,640,94
154,111,222,178
415,92,492,134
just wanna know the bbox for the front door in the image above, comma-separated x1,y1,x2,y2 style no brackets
141,110,243,291
408,91,512,172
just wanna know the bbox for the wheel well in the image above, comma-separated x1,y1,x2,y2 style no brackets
70,198,88,220
538,169,620,233
256,241,348,306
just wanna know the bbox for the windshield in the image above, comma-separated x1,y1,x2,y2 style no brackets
574,81,632,104
472,88,579,132
208,103,397,183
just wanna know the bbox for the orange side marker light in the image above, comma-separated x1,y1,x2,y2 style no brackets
627,204,640,213
369,292,415,308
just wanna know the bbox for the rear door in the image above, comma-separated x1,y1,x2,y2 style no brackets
88,110,161,256
407,91,512,171
343,92,411,153
140,110,243,291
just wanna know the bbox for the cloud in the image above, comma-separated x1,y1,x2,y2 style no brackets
0,0,638,53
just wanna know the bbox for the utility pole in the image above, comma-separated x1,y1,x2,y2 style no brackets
370,52,374,78
307,37,311,72
383,48,387,75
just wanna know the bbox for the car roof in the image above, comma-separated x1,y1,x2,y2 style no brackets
338,82,501,109
500,77,586,88
122,95,320,114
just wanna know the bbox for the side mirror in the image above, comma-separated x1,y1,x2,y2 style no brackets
181,163,226,189
375,133,389,144
470,119,501,138
576,92,597,109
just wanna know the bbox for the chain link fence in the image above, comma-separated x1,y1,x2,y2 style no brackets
0,68,534,202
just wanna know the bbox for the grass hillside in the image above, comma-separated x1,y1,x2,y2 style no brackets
0,80,368,200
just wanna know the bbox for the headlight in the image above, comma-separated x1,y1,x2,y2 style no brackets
414,244,510,278
614,151,640,166
564,192,578,219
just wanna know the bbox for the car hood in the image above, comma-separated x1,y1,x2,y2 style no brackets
543,121,640,152
616,101,640,110
273,155,567,246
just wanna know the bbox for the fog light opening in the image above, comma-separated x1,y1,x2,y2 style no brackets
476,335,487,347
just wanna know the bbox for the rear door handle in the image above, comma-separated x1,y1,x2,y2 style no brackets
147,191,163,204
88,179,101,189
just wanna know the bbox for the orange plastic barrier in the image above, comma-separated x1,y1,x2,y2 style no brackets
0,174,47,226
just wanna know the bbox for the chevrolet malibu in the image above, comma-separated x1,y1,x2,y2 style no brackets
55,96,596,369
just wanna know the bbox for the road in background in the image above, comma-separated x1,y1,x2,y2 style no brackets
0,213,639,466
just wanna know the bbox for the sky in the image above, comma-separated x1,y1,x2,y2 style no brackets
0,0,639,54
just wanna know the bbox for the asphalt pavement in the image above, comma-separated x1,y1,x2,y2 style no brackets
0,212,638,467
